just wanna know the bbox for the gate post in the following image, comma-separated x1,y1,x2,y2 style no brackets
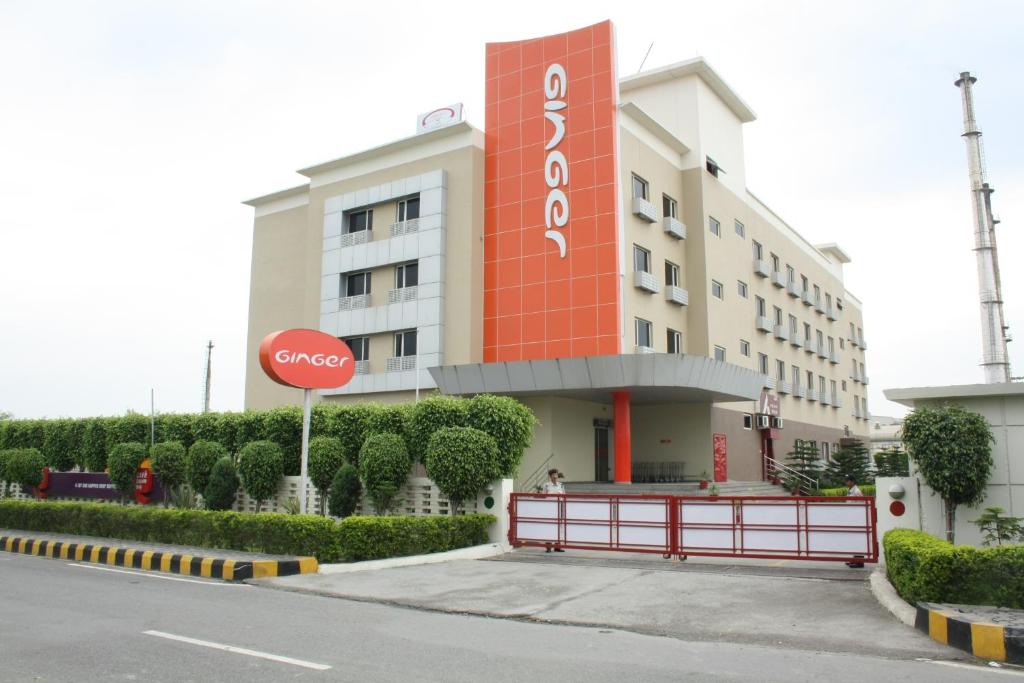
613,391,632,484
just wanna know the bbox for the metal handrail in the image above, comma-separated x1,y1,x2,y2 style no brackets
764,456,818,494
518,453,555,492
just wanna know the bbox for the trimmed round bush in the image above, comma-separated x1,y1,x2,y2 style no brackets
308,436,346,515
406,396,468,464
6,448,46,491
328,464,362,518
466,394,535,478
81,419,110,472
238,440,284,512
204,456,240,511
426,426,500,514
149,441,187,498
107,442,147,498
0,448,14,487
41,419,77,472
187,440,228,494
358,433,411,515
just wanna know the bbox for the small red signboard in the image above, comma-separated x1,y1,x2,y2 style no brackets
713,433,728,483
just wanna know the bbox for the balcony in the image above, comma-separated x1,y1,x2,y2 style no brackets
340,230,372,248
850,335,860,349
790,335,804,349
806,388,819,402
793,385,806,399
858,334,868,349
338,293,371,311
753,259,771,278
632,196,658,223
816,345,828,360
633,270,661,294
852,405,863,419
814,299,826,315
771,272,786,288
804,338,818,354
353,360,370,376
665,285,689,306
828,350,839,364
802,291,815,306
756,316,774,333
389,219,420,238
386,355,417,372
832,394,844,409
827,306,839,322
787,281,801,298
763,377,777,390
777,381,792,395
862,374,870,385
663,216,686,240
634,345,655,354
773,324,789,341
818,392,831,406
387,286,418,304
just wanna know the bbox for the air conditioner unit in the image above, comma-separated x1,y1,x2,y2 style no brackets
771,417,785,429
755,415,771,430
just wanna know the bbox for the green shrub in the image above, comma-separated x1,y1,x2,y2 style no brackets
6,448,45,491
187,440,228,494
0,500,343,562
326,403,374,466
149,441,187,502
815,485,876,497
238,440,284,512
358,433,410,515
884,528,1024,608
466,394,535,478
158,414,195,450
308,436,346,515
260,406,303,476
0,449,13,494
81,419,111,472
364,405,409,440
328,464,362,518
336,513,494,562
426,426,500,514
406,396,467,464
106,414,150,452
41,419,78,472
204,457,240,511
108,443,147,498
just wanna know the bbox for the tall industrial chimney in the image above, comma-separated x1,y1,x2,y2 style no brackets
954,71,1010,383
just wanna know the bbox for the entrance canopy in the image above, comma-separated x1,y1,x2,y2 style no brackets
428,353,764,404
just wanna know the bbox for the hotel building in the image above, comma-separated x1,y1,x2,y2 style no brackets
242,21,870,487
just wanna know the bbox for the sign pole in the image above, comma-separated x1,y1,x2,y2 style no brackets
299,388,312,515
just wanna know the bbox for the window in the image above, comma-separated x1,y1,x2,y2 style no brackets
711,280,724,300
395,262,418,288
813,284,821,303
840,338,845,350
819,375,827,395
755,296,766,317
786,265,795,285
776,360,786,381
663,194,678,219
758,353,769,375
773,306,783,326
816,330,824,349
827,336,835,354
394,330,417,357
830,379,838,397
345,271,371,297
396,197,420,222
346,209,373,234
825,293,832,309
735,220,745,238
665,261,680,287
633,245,651,273
822,442,831,460
343,336,369,362
792,365,800,388
789,314,798,337
709,216,721,237
842,380,847,391
742,414,753,430
740,339,750,357
706,156,721,177
801,275,809,293
714,345,726,362
850,322,856,339
837,298,844,310
635,318,653,348
803,322,811,342
752,240,764,260
667,328,681,354
857,325,864,339
806,370,814,389
737,280,748,298
770,253,781,272
631,174,649,200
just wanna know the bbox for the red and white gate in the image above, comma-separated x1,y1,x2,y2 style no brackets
509,493,878,563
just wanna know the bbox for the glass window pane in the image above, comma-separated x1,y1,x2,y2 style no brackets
406,198,420,220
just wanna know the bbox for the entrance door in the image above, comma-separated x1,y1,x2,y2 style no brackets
594,427,611,482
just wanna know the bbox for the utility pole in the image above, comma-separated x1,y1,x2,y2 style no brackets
203,340,214,413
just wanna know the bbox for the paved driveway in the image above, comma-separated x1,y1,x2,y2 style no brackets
261,549,959,661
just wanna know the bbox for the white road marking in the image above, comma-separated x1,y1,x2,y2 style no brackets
143,630,331,671
66,563,248,586
928,660,1024,677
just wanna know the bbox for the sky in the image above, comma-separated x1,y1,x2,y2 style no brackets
1,0,1022,421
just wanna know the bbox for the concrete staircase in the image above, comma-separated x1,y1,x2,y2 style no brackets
563,480,789,496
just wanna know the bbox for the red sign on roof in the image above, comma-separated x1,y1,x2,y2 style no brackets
258,329,355,389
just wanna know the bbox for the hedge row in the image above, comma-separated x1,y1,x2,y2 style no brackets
815,485,876,497
0,500,494,564
884,528,1024,608
0,395,535,478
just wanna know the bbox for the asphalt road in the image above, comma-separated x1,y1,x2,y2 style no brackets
0,551,1015,682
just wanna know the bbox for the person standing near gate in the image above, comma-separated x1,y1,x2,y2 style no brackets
542,469,565,553
845,474,865,568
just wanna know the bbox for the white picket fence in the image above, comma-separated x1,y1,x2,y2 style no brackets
1,475,481,518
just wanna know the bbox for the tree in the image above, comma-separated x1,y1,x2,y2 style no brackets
426,426,500,514
6,448,45,493
187,440,228,494
149,441,187,505
823,439,872,488
81,419,110,472
204,456,240,511
358,433,410,515
901,404,994,543
238,440,284,513
308,436,346,515
874,446,910,477
108,442,147,500
0,449,12,496
782,440,822,494
406,396,467,464
971,507,1024,546
466,394,536,478
328,464,362,518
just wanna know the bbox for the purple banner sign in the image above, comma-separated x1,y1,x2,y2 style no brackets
38,470,164,504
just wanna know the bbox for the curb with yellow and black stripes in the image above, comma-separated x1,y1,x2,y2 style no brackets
0,535,318,581
916,602,1024,663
